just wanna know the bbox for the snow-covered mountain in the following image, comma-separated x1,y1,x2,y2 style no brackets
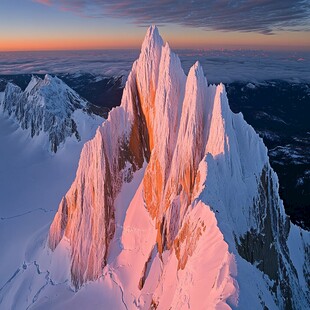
0,74,99,152
1,26,309,309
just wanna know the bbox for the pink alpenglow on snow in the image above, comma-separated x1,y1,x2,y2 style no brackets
19,26,309,309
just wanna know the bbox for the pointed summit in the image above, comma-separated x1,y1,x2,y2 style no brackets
25,75,41,93
188,61,202,76
134,25,164,150
187,61,207,87
141,25,163,52
44,26,310,310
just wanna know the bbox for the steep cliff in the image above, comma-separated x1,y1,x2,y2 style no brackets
45,26,310,309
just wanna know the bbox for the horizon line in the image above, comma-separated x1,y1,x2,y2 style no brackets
1,46,310,53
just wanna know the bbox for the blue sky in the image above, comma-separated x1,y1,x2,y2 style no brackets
1,0,310,51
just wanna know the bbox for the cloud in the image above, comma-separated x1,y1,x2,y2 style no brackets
33,0,310,34
1,49,310,83
34,0,52,5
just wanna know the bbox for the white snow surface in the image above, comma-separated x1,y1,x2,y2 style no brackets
1,26,309,310
0,90,103,307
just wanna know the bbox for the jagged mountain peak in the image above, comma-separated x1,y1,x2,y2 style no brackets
25,74,87,110
1,75,101,152
141,25,163,52
6,26,307,310
189,60,202,73
25,75,41,92
4,82,22,99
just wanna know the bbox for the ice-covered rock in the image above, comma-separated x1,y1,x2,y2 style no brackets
1,74,96,152
11,26,309,309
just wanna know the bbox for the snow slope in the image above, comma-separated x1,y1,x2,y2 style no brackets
0,85,103,307
1,26,309,309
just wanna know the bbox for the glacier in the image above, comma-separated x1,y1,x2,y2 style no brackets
0,26,309,309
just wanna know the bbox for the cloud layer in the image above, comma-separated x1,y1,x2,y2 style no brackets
35,0,310,34
1,49,310,83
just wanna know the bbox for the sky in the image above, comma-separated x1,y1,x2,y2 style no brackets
0,0,310,51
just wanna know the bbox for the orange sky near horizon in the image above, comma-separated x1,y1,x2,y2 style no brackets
1,29,310,52
0,37,142,52
0,0,310,52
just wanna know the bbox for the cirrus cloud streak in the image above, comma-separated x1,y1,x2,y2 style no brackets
34,0,310,34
